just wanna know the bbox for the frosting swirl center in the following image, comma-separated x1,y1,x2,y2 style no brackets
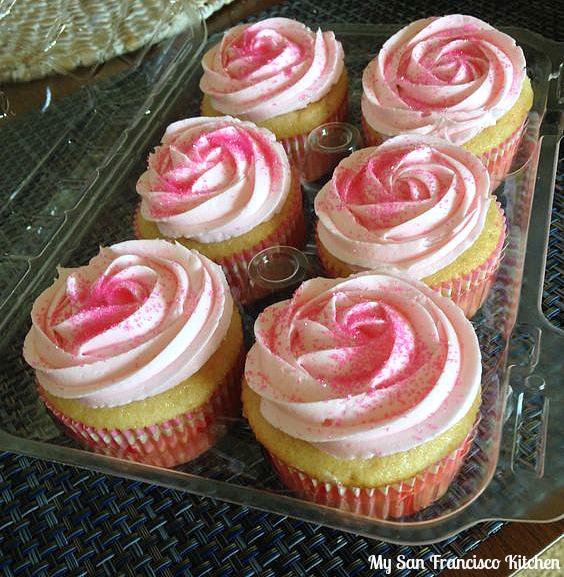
224,27,308,81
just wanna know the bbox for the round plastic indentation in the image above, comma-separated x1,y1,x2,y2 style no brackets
301,122,363,196
248,246,310,291
308,122,362,155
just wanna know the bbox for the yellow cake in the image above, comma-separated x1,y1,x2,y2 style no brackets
243,382,480,488
43,308,243,431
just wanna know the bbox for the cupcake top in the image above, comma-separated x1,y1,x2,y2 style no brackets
200,17,344,122
245,272,481,459
136,116,292,243
315,135,491,277
23,240,233,408
361,14,527,144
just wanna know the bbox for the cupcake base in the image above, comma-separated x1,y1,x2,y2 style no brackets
269,423,477,519
39,351,245,468
135,178,306,305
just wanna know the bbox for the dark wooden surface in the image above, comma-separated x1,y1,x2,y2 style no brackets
442,521,563,577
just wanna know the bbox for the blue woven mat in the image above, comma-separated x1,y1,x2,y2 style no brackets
0,451,507,577
1,0,562,575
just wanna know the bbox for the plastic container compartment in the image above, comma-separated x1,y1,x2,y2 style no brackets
0,17,562,544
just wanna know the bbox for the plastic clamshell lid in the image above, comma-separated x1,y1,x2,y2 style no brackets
0,0,207,343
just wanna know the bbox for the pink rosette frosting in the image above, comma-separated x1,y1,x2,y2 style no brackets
136,116,291,243
200,17,344,122
361,15,527,144
23,240,233,408
245,273,481,459
315,135,491,278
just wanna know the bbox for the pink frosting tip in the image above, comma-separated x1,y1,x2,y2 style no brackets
136,116,292,243
315,134,491,278
362,14,527,144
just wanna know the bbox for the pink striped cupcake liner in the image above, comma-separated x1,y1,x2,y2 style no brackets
481,121,527,191
282,93,349,183
361,115,527,191
317,201,506,318
269,420,478,519
134,180,305,304
360,115,384,148
39,351,245,468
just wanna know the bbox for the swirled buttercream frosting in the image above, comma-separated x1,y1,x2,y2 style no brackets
315,135,491,278
245,273,481,459
361,14,527,144
136,116,291,243
23,240,233,408
200,17,344,122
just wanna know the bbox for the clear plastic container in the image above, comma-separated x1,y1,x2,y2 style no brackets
0,15,562,544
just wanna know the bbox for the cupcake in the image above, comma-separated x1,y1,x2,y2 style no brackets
361,15,533,187
315,135,506,317
200,17,348,182
135,116,305,304
23,240,244,467
242,272,481,518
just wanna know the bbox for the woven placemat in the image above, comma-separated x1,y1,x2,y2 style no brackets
0,0,562,575
0,0,234,83
0,451,507,577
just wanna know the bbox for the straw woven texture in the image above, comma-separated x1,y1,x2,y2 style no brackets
0,0,234,83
